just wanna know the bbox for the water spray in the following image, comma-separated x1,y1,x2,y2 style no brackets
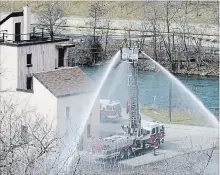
141,51,218,128
67,51,121,171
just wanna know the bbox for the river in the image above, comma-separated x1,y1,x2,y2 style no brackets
81,65,219,117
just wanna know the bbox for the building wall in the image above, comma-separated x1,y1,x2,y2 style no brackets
17,42,60,90
0,41,71,91
0,45,18,91
0,77,57,126
13,16,24,41
0,18,13,41
57,93,100,149
0,16,23,41
31,77,57,125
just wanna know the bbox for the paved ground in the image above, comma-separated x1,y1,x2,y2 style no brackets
99,108,218,165
72,108,218,174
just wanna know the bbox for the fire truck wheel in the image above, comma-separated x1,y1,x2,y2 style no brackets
127,147,133,158
119,149,126,160
136,140,141,148
142,141,146,149
161,139,164,143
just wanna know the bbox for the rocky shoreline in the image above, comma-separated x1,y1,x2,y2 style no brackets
68,44,219,77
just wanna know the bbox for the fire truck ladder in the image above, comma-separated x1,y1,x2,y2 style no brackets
127,60,141,137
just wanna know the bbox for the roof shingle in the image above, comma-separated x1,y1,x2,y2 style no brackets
33,67,93,97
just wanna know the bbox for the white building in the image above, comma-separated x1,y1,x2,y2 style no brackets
33,67,100,149
0,6,100,150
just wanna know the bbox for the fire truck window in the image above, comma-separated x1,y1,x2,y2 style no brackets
161,126,164,131
152,128,155,134
142,129,149,135
156,127,159,133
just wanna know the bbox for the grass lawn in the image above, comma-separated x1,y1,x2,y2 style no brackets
140,106,211,127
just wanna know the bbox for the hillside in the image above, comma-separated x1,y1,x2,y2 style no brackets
0,1,219,25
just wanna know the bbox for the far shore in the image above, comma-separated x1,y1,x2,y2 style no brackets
80,61,219,77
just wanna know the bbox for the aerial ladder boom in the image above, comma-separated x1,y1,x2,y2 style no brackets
120,41,143,137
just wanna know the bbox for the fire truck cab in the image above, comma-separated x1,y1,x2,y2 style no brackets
142,121,165,146
100,99,122,122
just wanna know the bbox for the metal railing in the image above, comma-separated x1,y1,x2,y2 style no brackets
0,29,69,44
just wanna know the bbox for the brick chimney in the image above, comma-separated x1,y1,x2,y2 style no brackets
23,6,31,41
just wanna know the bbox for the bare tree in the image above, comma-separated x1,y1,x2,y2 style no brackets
89,2,102,45
176,16,192,71
145,2,163,62
159,1,181,71
37,2,66,40
103,17,112,59
0,97,71,175
185,1,188,14
195,1,201,17
122,21,137,49
87,1,105,65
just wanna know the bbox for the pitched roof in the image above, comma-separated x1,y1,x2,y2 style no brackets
0,12,23,26
33,67,94,97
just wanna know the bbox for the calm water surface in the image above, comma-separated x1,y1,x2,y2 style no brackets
81,65,219,116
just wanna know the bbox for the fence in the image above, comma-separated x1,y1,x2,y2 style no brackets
0,28,69,44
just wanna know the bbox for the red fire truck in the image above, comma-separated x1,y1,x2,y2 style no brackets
92,121,165,160
100,99,122,122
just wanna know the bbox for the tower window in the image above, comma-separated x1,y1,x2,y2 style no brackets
26,76,32,90
27,54,32,67
66,107,70,120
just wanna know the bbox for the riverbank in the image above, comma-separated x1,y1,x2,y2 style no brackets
92,58,219,77
70,39,218,77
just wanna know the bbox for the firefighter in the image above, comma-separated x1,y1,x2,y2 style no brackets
154,140,159,156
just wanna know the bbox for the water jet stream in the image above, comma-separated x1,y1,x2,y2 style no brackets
141,51,218,128
67,51,121,169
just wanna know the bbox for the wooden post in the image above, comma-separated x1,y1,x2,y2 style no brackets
169,82,172,122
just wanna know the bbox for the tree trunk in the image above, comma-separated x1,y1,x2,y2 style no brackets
128,30,131,48
166,1,172,70
152,7,158,62
178,52,181,72
185,1,188,14
93,10,97,65
196,1,200,16
197,39,202,71
50,30,54,40
104,23,110,59
153,25,157,61
183,35,189,71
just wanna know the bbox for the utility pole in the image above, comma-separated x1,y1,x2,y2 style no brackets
169,82,172,121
